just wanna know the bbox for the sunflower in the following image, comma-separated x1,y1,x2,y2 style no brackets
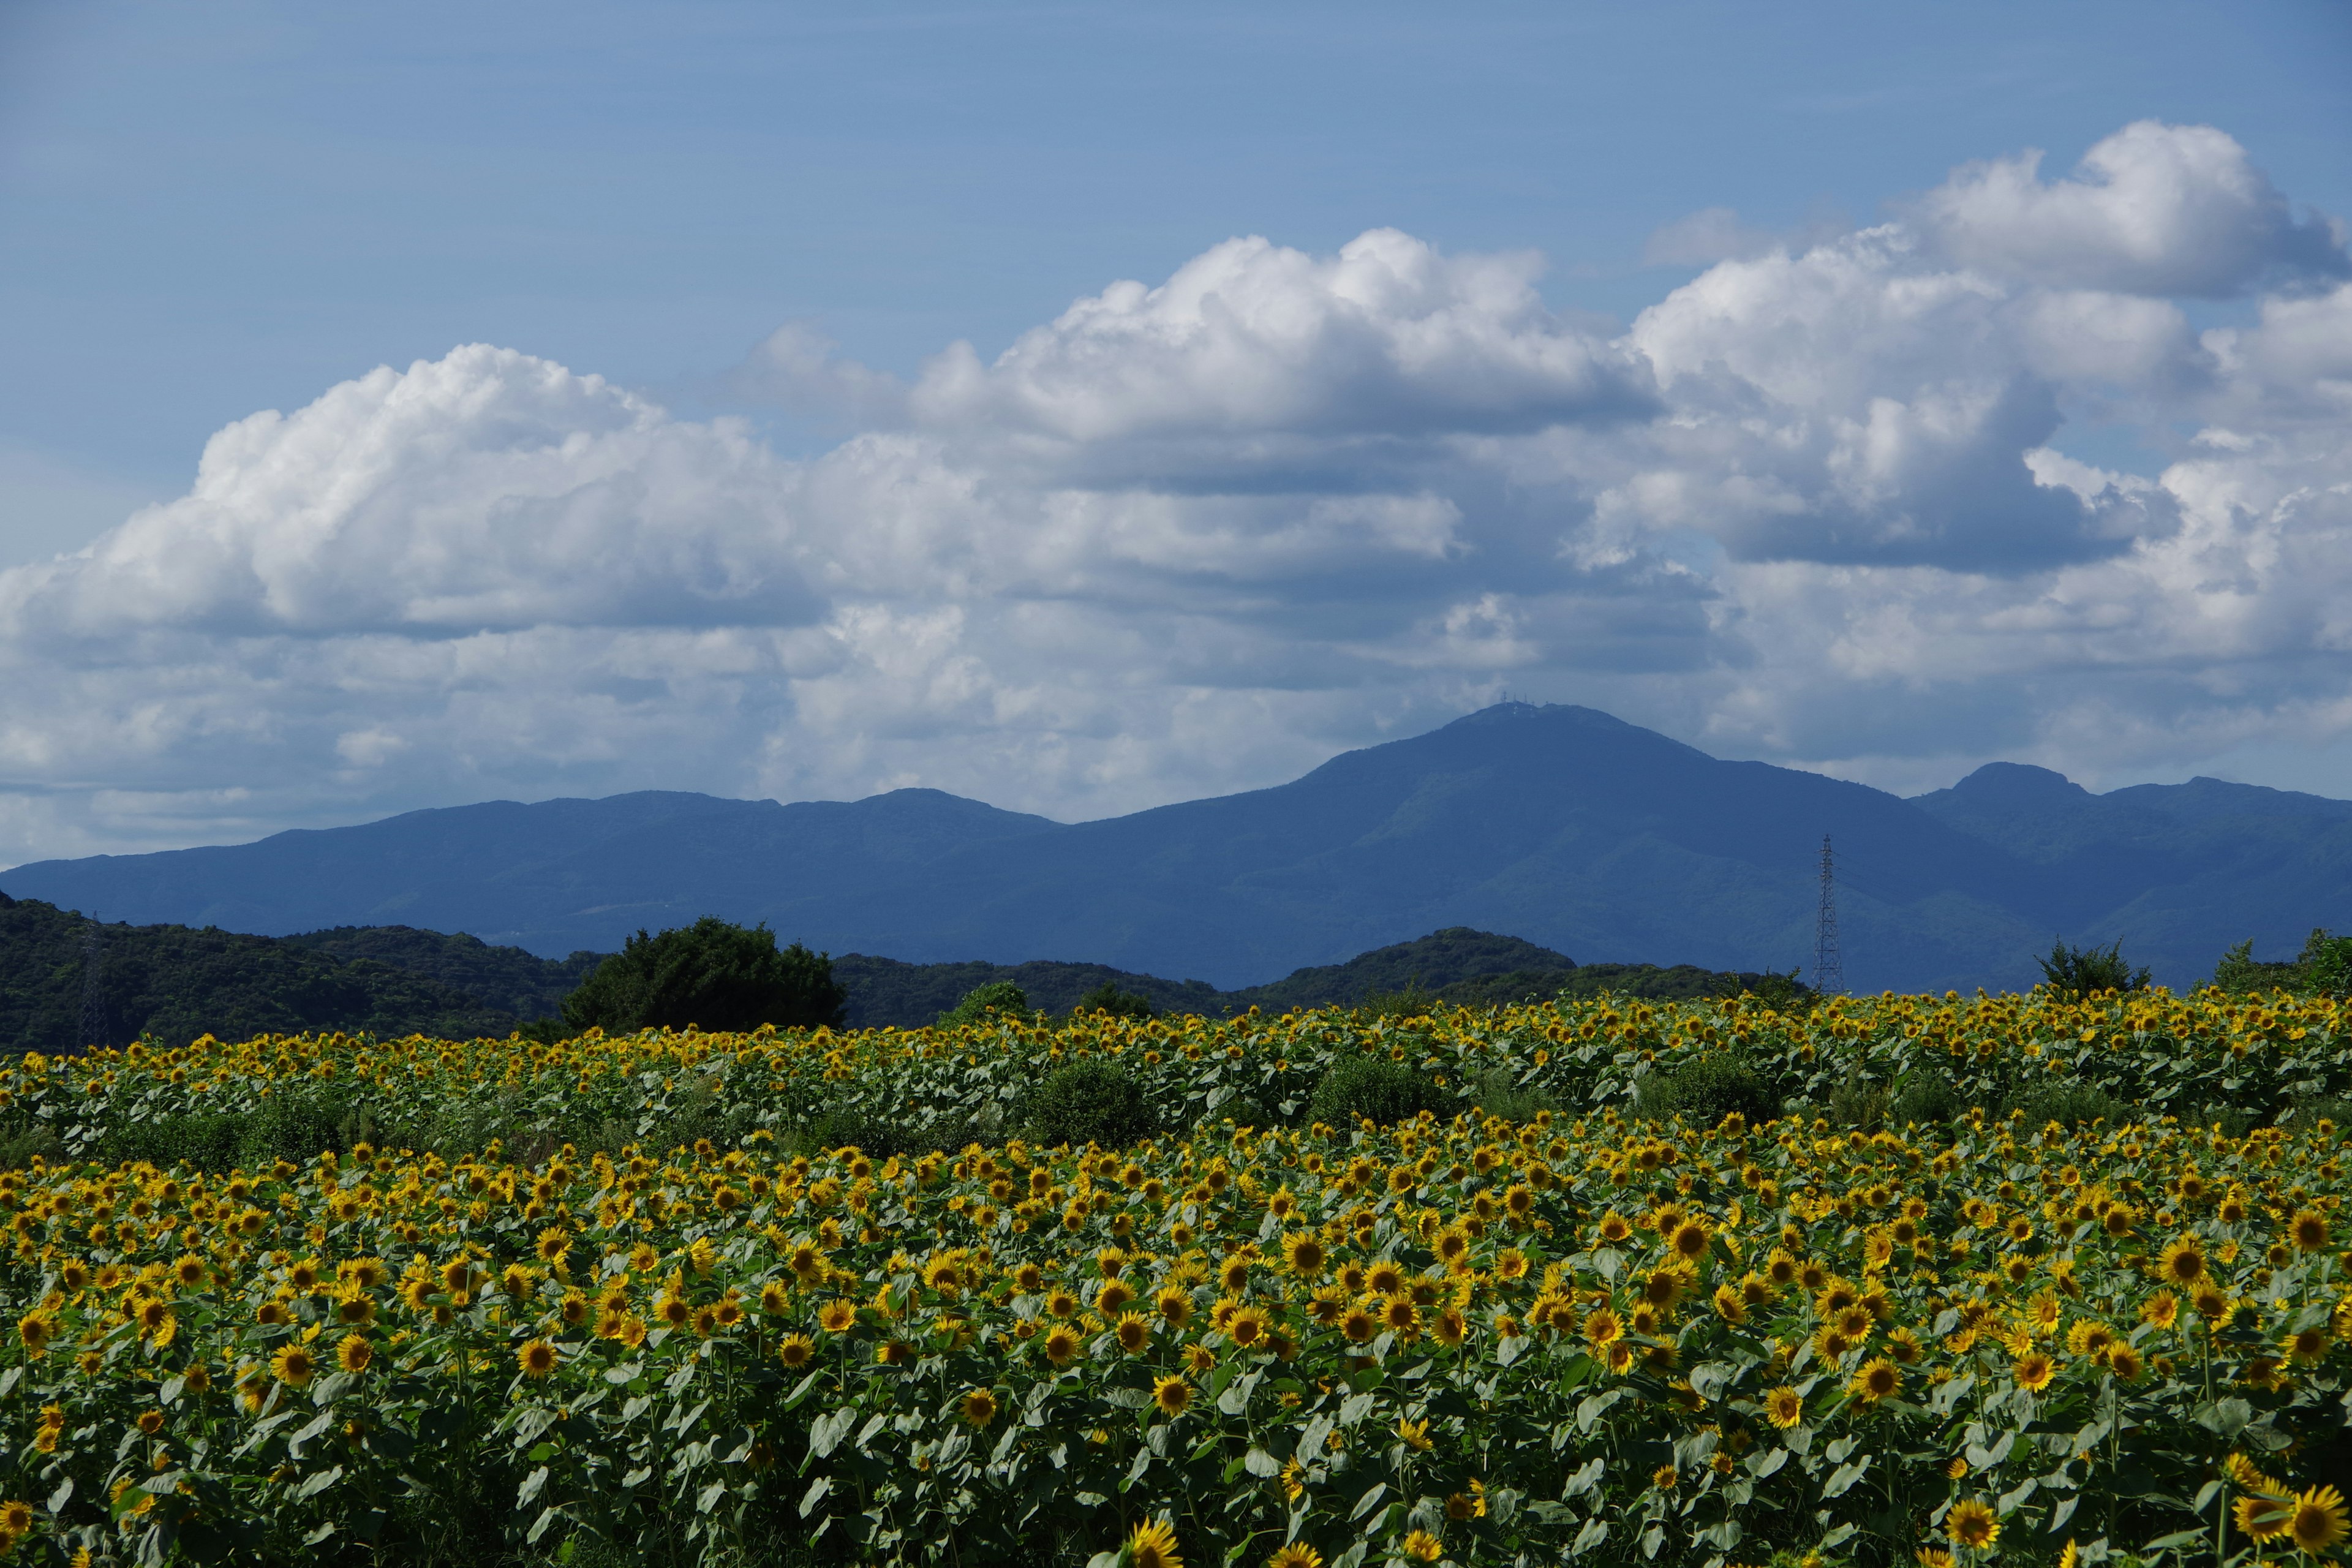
1945,1499,1999,1550
516,1339,559,1379
270,1344,316,1389
0,1501,31,1537
1112,1518,1180,1568
1583,1307,1624,1349
1156,1287,1194,1329
1042,1324,1082,1366
1281,1234,1326,1276
2291,1487,2351,1555
1763,1385,1804,1428
2291,1210,2331,1253
1115,1313,1152,1354
535,1227,571,1264
1227,1306,1271,1350
2154,1235,2206,1284
2013,1353,2055,1391
778,1334,815,1368
1395,1417,1433,1452
1340,1308,1378,1344
335,1333,371,1374
1153,1374,1192,1417
1918,1550,1955,1568
1849,1357,1901,1404
958,1387,998,1428
2141,1291,2180,1329
1668,1219,1712,1261
1267,1545,1324,1568
1400,1531,1443,1563
2287,1325,2332,1365
817,1298,859,1334
2237,1494,2294,1542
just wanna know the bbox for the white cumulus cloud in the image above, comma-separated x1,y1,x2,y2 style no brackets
2,121,2350,864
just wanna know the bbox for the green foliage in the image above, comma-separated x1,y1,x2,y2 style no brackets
561,918,846,1034
1888,1071,1963,1127
283,925,603,1020
1019,1060,1156,1148
0,894,519,1051
2212,929,2352,996
1306,1051,1452,1127
934,979,1032,1028
1067,981,1157,1020
1350,981,1440,1020
2036,935,2152,996
1636,1049,1781,1128
2010,1080,2134,1127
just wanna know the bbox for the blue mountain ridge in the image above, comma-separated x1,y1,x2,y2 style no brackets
5,703,2345,992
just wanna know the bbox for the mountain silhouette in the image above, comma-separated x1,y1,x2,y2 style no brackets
6,703,2345,991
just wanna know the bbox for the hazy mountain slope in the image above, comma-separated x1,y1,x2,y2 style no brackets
1910,764,2352,979
4,789,1060,953
7,703,2347,993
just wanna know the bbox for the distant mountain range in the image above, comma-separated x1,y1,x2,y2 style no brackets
6,703,2346,992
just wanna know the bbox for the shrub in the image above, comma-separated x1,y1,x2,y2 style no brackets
1468,1064,1558,1125
2037,937,2150,997
1889,1072,1964,1127
2011,1082,2136,1127
1069,981,1157,1020
937,981,1032,1028
1637,1050,1781,1128
1021,1061,1155,1148
562,918,845,1035
1307,1053,1451,1128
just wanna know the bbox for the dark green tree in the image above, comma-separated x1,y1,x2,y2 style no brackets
936,980,1031,1028
560,918,845,1034
2036,936,2151,997
1069,981,1156,1020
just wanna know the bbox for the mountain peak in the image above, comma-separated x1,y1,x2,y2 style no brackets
1936,761,2090,805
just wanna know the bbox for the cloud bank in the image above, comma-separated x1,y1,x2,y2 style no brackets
4,120,2350,861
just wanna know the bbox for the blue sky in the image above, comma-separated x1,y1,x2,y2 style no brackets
1,1,2350,861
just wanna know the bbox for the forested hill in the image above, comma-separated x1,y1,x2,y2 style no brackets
279,926,603,1021
832,927,1801,1028
1,895,1790,1049
0,895,525,1052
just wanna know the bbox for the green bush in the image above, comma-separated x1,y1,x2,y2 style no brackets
2037,937,2151,997
1468,1064,1558,1124
562,918,845,1035
937,981,1032,1028
1636,1050,1781,1128
1307,1053,1451,1128
2011,1082,2136,1127
1069,981,1156,1020
1825,1080,1890,1131
1021,1061,1155,1148
1890,1071,1964,1126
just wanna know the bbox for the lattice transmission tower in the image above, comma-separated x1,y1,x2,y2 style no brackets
80,920,108,1047
1813,834,1845,997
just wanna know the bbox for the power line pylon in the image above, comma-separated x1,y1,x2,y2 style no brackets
1813,834,1845,997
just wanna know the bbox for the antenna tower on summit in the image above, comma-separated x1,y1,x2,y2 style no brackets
1813,834,1845,996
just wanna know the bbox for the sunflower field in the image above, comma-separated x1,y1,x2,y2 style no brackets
0,986,2349,1568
